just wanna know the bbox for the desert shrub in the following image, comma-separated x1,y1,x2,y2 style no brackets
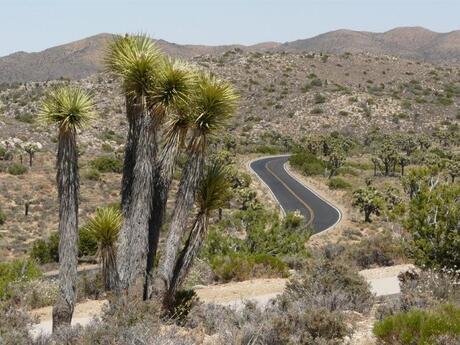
168,289,200,323
37,298,197,345
30,229,97,264
7,163,27,175
30,233,59,264
187,273,353,345
373,304,460,345
346,233,404,269
90,156,123,173
78,272,104,301
0,207,6,225
398,268,460,312
311,107,324,114
210,253,288,282
285,259,374,313
0,260,41,299
254,144,280,154
202,208,310,274
337,165,359,176
78,227,98,257
15,112,34,123
290,149,325,176
314,93,326,104
6,279,58,309
405,183,460,269
82,168,101,181
0,302,34,345
328,177,351,190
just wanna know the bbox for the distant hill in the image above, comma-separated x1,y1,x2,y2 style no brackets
2,27,460,83
277,27,460,62
0,33,280,83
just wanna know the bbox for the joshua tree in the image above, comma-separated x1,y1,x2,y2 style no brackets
377,140,398,176
106,35,197,294
143,62,196,299
447,160,460,183
152,73,237,301
105,34,163,293
166,162,231,306
352,185,384,222
104,34,162,214
39,86,95,331
84,207,122,291
23,142,42,167
398,154,410,176
326,145,345,178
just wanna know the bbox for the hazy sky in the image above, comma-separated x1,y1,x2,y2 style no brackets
1,0,459,56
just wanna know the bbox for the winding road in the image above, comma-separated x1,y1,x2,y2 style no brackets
249,155,341,234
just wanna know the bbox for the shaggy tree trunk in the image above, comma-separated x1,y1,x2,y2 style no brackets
144,139,179,300
120,98,142,214
152,149,204,299
52,130,79,332
166,214,207,306
116,98,158,293
102,248,118,291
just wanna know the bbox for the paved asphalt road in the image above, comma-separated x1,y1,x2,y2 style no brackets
250,155,341,234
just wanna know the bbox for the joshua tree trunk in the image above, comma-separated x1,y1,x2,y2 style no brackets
152,149,204,300
116,98,158,293
364,208,372,223
166,214,207,306
52,130,79,332
144,139,180,300
120,98,142,214
102,248,118,291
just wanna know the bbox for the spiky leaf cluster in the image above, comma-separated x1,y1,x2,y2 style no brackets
39,86,95,132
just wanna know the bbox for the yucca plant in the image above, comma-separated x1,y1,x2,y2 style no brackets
84,207,122,291
167,162,231,305
153,73,237,301
105,34,164,292
144,61,197,299
39,85,95,331
104,34,162,211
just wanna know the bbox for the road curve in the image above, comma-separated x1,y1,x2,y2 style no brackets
249,155,341,234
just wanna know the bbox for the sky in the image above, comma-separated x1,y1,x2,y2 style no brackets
1,0,460,57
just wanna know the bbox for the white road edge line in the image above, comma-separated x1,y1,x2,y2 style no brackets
283,161,343,236
246,155,343,236
246,155,289,217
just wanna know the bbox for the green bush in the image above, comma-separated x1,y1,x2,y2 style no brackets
328,177,351,190
373,304,460,345
0,260,41,299
78,227,98,257
290,150,325,176
30,229,97,264
346,233,404,269
0,207,6,225
90,156,123,173
314,93,326,104
202,208,310,281
8,163,27,175
15,113,34,123
30,233,59,264
286,259,374,313
210,253,288,282
83,168,101,181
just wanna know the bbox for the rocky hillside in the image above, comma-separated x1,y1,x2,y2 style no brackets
278,27,460,62
0,34,279,83
2,27,460,84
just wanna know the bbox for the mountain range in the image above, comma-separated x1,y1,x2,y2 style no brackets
1,27,460,83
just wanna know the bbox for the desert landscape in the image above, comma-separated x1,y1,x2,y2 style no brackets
0,2,459,344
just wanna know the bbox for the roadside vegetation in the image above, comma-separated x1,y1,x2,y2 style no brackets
0,34,459,344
